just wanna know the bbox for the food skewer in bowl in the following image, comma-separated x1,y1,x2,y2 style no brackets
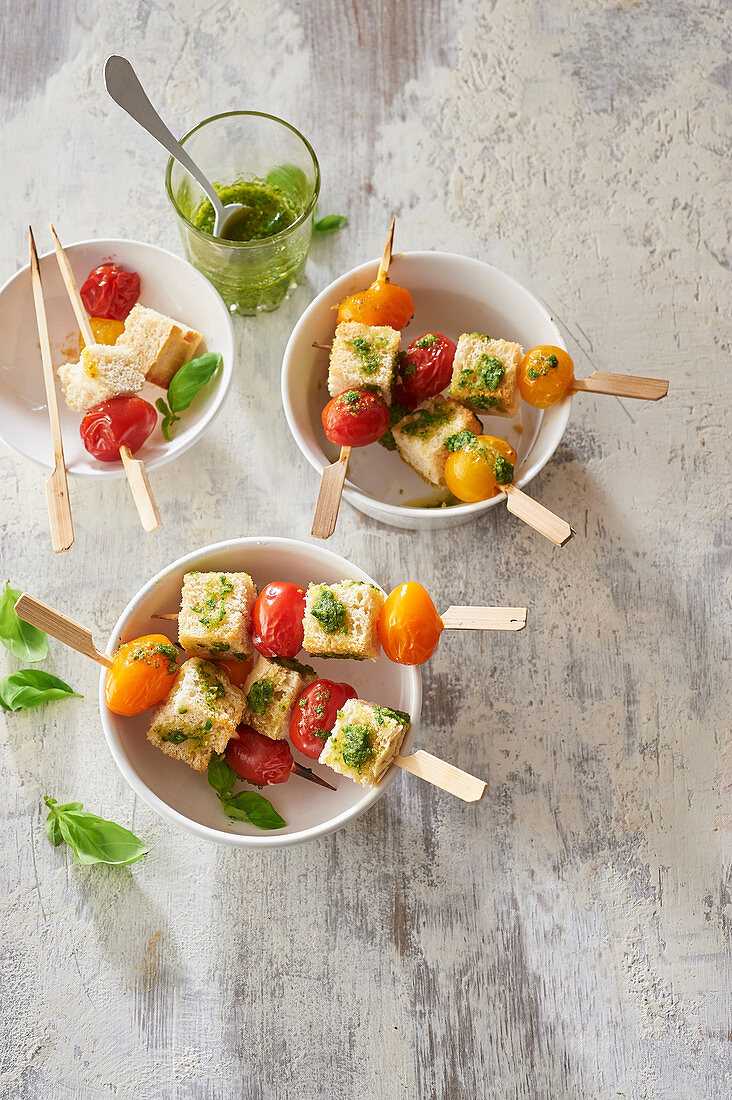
50,226,162,533
28,228,74,554
518,344,669,408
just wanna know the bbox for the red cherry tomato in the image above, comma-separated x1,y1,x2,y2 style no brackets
394,333,457,410
378,582,444,665
80,396,157,462
226,725,293,785
289,679,358,760
251,582,306,659
322,388,390,448
79,263,141,321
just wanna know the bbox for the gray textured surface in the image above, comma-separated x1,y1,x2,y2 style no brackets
1,1,730,1097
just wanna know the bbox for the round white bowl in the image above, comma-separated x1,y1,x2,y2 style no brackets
0,237,234,477
282,251,571,530
100,537,421,848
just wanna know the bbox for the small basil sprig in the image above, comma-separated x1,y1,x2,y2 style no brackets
44,796,148,866
155,352,222,441
0,581,48,662
208,753,286,830
0,670,81,711
313,214,348,234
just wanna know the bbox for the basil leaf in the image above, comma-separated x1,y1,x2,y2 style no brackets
313,214,348,234
167,353,222,414
0,581,48,662
43,795,148,866
221,790,286,830
207,752,236,799
0,670,81,712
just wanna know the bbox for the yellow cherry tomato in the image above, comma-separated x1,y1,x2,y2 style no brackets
518,345,574,408
336,278,414,329
444,435,517,503
105,634,179,716
81,317,125,348
378,582,444,665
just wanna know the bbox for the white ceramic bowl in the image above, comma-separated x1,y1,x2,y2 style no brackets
282,251,571,529
0,238,234,477
100,537,421,848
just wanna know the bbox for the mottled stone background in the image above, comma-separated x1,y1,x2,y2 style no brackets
1,1,729,1097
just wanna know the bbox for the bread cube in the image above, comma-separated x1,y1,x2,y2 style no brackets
117,304,203,388
303,580,383,660
328,322,400,404
178,571,257,661
447,334,523,417
318,698,410,787
147,657,245,771
242,655,316,740
392,397,481,489
57,343,145,412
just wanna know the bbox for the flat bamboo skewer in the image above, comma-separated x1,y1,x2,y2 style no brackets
14,593,112,667
571,372,668,400
502,484,575,547
395,750,486,801
311,217,397,540
49,225,162,533
28,228,74,554
153,605,528,632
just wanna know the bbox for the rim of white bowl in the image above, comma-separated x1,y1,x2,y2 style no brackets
281,250,572,520
99,536,422,848
0,237,235,479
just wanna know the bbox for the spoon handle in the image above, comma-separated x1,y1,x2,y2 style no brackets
104,55,223,218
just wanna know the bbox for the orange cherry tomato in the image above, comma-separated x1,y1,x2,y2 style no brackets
444,435,517,503
80,317,126,349
336,278,414,329
104,634,179,716
213,656,254,687
378,582,444,665
518,345,574,408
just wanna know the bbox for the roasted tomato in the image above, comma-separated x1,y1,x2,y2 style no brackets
80,396,157,461
85,317,125,346
378,582,444,665
393,332,457,409
213,656,254,687
444,434,516,502
105,634,179,716
289,679,358,760
336,278,414,329
251,582,306,659
322,388,390,447
79,263,140,322
226,725,293,785
518,345,575,409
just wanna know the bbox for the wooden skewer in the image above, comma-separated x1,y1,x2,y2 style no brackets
291,762,336,790
377,215,395,281
49,225,162,533
394,750,485,801
14,593,112,668
28,228,74,554
440,606,527,631
502,484,574,547
571,371,668,401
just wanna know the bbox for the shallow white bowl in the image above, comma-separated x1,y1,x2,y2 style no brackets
100,537,421,848
282,251,571,529
0,238,234,477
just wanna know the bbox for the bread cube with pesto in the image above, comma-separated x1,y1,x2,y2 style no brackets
392,396,481,489
447,333,523,417
303,581,384,661
117,304,203,388
328,321,400,404
57,343,146,412
242,655,316,740
318,698,410,787
178,571,257,661
147,658,245,772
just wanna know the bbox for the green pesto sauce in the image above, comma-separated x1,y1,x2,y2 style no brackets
373,705,410,727
414,333,439,349
527,352,559,380
399,404,455,439
339,724,375,769
444,429,478,453
132,642,179,675
247,678,274,715
197,663,226,706
190,179,299,243
191,574,234,628
475,356,505,390
493,455,514,485
275,656,316,678
160,718,212,745
345,336,380,375
310,588,347,634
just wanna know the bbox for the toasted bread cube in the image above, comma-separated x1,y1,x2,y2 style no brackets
447,334,522,417
242,655,316,740
318,698,410,787
178,571,257,661
328,322,400,404
392,397,482,489
57,343,145,412
117,304,203,388
147,658,245,771
303,580,383,661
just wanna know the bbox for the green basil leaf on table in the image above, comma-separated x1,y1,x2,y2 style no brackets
43,796,148,866
0,670,81,712
167,353,222,413
313,214,348,234
0,581,48,662
207,754,286,830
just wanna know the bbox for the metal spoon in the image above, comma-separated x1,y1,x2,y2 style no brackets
104,55,249,239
